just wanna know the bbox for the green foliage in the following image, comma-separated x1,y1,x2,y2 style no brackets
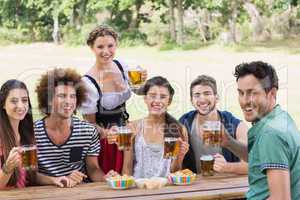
119,29,147,47
0,28,32,44
62,23,96,46
0,0,299,47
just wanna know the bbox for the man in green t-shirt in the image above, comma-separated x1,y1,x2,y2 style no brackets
222,61,300,200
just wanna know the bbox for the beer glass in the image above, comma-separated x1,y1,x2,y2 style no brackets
128,66,143,89
21,144,38,171
202,121,221,147
116,126,132,150
200,155,214,176
163,137,180,159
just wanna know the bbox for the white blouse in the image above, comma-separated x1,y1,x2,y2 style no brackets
79,60,132,114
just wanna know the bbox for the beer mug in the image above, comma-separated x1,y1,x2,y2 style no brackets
202,121,221,147
116,126,132,150
128,66,143,89
200,155,214,176
163,137,180,159
21,144,38,171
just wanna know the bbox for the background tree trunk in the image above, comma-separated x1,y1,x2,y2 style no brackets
243,2,265,41
52,13,61,44
228,1,238,43
168,0,176,41
176,0,184,45
129,1,142,30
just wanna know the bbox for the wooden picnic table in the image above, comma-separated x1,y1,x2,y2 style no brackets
0,173,248,200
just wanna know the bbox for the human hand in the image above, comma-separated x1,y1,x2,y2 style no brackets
177,138,189,160
107,126,118,144
104,170,119,180
220,124,233,148
213,153,229,173
52,176,71,188
141,69,147,83
3,147,22,174
67,170,87,186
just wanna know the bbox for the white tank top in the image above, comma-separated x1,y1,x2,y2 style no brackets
133,120,172,178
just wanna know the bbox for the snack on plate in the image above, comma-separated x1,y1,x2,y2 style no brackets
168,169,196,185
106,174,135,189
135,177,168,189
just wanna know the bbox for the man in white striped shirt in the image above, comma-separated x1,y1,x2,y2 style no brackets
34,68,116,187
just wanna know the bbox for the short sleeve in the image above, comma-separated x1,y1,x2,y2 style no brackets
87,128,100,156
79,77,99,115
257,131,290,173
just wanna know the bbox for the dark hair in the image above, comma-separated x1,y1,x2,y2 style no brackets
234,61,279,92
0,79,35,186
87,25,118,47
143,76,183,138
35,68,87,116
190,75,217,98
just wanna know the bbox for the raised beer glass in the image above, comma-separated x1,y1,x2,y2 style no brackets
116,126,132,150
163,137,180,159
128,66,143,89
21,144,38,171
202,121,221,147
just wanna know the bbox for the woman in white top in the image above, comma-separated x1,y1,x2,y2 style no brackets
80,26,147,175
122,76,189,178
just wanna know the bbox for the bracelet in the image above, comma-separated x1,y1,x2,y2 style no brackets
2,162,13,175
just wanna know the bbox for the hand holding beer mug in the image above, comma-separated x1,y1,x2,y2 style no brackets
107,125,118,144
200,154,214,176
164,136,180,159
128,65,146,89
116,126,133,150
202,121,221,147
21,144,38,171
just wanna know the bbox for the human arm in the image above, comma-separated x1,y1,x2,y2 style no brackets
36,172,72,187
121,122,137,176
266,169,291,200
0,147,22,189
170,126,189,172
213,153,248,174
85,156,105,182
221,123,248,162
82,114,107,139
214,122,248,174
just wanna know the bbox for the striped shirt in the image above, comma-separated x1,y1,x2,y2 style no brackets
34,116,100,177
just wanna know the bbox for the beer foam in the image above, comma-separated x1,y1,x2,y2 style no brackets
118,127,131,134
164,137,178,142
203,121,221,131
200,155,214,161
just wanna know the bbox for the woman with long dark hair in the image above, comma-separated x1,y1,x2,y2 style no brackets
122,76,189,178
0,80,36,189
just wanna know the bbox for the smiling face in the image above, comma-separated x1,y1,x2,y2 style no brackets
4,88,29,122
144,86,172,116
191,84,217,116
237,74,276,122
91,35,117,65
50,85,77,119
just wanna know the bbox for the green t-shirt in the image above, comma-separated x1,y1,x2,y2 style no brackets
247,105,300,200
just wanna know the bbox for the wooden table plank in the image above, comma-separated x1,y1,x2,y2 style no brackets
0,173,248,200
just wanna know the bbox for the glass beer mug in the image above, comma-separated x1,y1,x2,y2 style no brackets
116,126,133,150
202,121,221,147
21,144,38,171
128,65,144,89
200,154,214,176
163,136,180,159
